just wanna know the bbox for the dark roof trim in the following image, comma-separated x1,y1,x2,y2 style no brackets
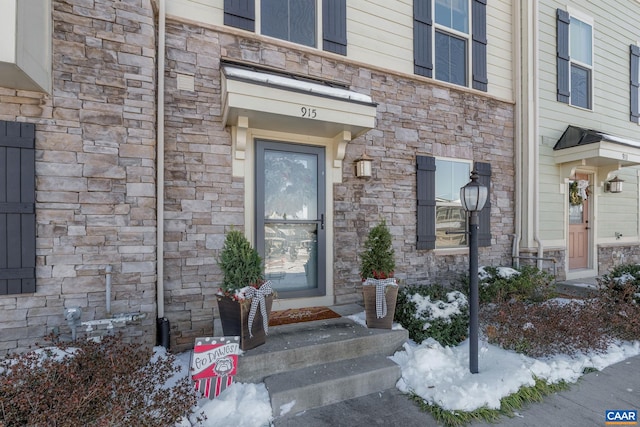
554,125,640,150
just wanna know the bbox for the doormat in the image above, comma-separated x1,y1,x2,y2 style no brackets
269,307,341,327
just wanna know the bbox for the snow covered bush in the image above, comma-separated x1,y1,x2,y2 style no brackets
477,265,555,303
0,334,200,427
394,285,469,346
598,263,640,304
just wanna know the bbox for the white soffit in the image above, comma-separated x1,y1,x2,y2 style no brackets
221,65,377,139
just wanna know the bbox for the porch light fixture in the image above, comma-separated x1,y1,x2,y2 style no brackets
355,153,373,178
605,176,624,193
460,168,488,374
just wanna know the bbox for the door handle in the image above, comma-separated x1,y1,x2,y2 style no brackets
320,213,324,230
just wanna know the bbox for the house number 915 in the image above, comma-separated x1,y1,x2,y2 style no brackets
301,107,317,118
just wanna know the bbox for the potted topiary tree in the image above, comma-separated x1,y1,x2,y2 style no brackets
360,219,398,329
216,229,275,350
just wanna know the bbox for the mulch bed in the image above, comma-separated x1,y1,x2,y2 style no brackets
269,306,341,327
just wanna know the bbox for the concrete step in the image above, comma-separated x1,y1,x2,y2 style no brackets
265,354,401,417
235,316,408,383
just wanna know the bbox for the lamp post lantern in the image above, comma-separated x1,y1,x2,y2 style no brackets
460,168,488,374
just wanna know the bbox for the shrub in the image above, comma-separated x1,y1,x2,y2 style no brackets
598,263,640,304
0,334,201,427
218,229,264,296
481,299,611,357
360,219,395,280
395,285,469,346
477,266,555,303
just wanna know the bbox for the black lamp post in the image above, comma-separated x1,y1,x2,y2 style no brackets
460,168,488,374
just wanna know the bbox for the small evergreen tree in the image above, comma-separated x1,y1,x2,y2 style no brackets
360,219,395,280
218,229,264,293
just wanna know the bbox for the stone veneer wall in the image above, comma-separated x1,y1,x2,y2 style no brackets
0,0,157,356
598,244,640,275
162,20,515,350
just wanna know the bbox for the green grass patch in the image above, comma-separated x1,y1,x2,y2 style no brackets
408,377,570,427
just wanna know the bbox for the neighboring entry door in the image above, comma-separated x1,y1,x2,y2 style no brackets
256,140,326,298
568,174,590,270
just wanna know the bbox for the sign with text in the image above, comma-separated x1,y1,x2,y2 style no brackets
191,336,240,399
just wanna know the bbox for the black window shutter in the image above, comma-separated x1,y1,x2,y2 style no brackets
413,0,433,78
323,0,347,55
472,0,487,91
631,45,640,123
475,162,491,247
224,0,255,32
556,9,570,103
416,155,436,250
0,121,36,295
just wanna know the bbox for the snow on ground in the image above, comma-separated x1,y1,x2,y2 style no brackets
171,315,640,426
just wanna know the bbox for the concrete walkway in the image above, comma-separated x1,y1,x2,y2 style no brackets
273,352,640,427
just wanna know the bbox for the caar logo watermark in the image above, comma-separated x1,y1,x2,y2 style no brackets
606,410,637,425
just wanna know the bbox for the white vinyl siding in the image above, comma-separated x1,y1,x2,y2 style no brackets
537,0,640,242
167,0,513,101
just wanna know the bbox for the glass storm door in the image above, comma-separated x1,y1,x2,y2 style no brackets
256,140,326,298
568,174,590,270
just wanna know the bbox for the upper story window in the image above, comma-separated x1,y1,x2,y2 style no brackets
414,0,487,92
261,0,316,48
434,0,469,86
556,9,594,109
224,0,347,55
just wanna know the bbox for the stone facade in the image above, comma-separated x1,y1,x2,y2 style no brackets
598,244,640,275
162,21,515,351
0,2,516,355
0,0,157,355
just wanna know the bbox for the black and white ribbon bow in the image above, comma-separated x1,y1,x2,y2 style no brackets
366,278,397,319
245,281,273,338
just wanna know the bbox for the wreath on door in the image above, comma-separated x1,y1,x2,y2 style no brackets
569,180,590,206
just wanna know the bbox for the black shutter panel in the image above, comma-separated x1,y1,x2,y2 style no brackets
224,0,255,32
556,9,570,103
414,0,433,78
416,155,436,250
323,0,347,55
475,162,491,247
0,121,36,295
631,45,640,123
472,0,487,91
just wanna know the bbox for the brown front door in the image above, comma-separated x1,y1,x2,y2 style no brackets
568,174,590,270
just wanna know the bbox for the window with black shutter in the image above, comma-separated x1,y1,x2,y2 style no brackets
413,0,487,91
224,0,255,31
0,121,36,295
224,1,347,55
416,155,436,250
416,156,491,250
323,0,347,55
475,161,491,247
631,44,640,123
556,9,570,103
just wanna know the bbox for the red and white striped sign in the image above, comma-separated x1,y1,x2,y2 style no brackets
191,336,240,399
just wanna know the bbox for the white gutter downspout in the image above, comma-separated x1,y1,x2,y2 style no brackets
513,0,522,267
156,0,166,319
531,1,543,269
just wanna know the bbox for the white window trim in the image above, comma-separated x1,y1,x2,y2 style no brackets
255,0,322,50
567,7,594,110
432,0,472,88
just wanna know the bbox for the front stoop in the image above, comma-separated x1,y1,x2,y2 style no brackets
266,354,401,417
233,314,408,418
